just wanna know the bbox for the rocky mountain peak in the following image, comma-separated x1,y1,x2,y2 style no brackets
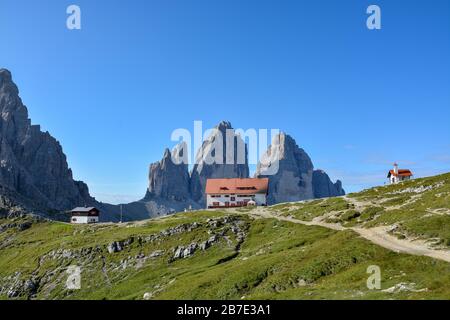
215,120,233,131
189,121,249,203
146,142,191,202
0,69,12,84
255,132,346,204
257,132,313,176
0,69,95,212
0,69,24,123
162,148,171,159
0,69,13,84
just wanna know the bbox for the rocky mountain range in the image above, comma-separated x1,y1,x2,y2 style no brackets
141,122,345,211
0,68,344,222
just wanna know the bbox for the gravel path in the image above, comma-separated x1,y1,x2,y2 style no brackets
248,206,450,263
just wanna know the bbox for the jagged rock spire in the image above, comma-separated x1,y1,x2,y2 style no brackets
146,142,191,201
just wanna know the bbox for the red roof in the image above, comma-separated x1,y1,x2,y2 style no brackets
388,169,413,177
205,178,269,195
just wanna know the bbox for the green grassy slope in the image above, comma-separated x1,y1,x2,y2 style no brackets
0,174,449,300
279,173,450,248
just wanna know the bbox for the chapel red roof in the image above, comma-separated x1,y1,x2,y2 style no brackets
388,169,413,177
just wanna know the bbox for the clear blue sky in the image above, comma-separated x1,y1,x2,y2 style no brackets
1,0,449,204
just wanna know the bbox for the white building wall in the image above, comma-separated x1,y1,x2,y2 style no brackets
207,194,267,208
390,175,411,184
71,216,99,224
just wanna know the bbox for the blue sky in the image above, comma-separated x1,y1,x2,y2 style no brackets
1,0,449,204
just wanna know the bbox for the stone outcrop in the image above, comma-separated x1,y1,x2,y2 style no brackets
255,133,315,204
0,69,95,212
190,121,249,204
312,170,345,198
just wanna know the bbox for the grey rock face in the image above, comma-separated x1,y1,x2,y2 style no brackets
146,142,190,202
255,133,314,204
172,245,190,260
190,121,249,204
312,170,345,198
182,243,197,257
0,69,95,212
148,250,164,258
107,241,123,254
107,237,134,254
